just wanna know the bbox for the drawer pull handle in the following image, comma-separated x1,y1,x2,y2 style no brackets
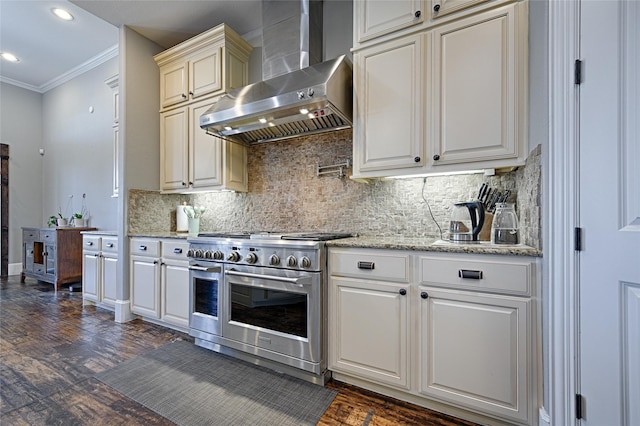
106,243,114,248
139,245,147,251
173,248,183,254
357,261,375,270
459,269,483,280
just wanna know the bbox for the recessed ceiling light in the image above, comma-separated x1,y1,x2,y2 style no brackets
0,52,20,63
52,8,74,21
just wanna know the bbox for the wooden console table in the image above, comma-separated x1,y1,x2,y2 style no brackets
21,227,96,290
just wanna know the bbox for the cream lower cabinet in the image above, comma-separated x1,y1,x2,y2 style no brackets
330,277,410,389
329,249,411,388
130,239,161,318
329,247,539,425
418,287,531,424
83,234,118,309
130,238,190,332
160,239,190,330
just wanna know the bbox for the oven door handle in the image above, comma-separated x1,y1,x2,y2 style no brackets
225,269,311,286
189,265,222,273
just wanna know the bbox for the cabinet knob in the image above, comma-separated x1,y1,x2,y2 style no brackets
421,291,429,299
414,10,421,18
181,93,187,99
189,91,194,96
106,243,114,248
433,154,440,161
139,245,147,251
399,288,407,296
189,181,193,186
414,156,421,163
433,4,441,12
86,241,93,246
182,182,187,186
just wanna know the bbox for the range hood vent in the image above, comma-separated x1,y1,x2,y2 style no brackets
200,0,352,144
200,55,352,144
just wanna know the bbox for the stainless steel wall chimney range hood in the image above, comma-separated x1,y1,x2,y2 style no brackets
199,0,353,144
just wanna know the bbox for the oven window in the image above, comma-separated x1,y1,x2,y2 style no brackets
230,283,307,338
194,277,218,317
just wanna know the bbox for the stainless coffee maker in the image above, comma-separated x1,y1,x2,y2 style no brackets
448,201,485,243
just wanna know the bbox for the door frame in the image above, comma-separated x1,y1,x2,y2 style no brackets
546,1,580,425
1,143,8,278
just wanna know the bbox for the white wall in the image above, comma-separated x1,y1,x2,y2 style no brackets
117,25,162,303
41,57,119,230
0,82,43,268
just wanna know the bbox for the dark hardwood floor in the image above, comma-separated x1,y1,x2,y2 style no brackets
1,275,479,426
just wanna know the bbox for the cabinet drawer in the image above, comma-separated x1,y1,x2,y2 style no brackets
161,240,189,260
83,236,101,251
130,239,161,257
329,249,410,283
418,255,532,296
23,229,40,242
101,237,119,254
40,230,56,243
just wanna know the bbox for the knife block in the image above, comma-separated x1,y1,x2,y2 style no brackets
479,212,493,242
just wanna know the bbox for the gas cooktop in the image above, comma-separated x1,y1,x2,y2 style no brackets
196,232,353,241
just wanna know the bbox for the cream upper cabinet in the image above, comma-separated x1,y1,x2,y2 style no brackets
355,0,425,44
155,23,251,193
429,3,528,169
156,24,252,111
160,98,247,193
431,0,492,19
352,1,528,179
353,33,428,175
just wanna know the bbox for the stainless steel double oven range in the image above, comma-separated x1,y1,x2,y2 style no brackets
187,232,351,385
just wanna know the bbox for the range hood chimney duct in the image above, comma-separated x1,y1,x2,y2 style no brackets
262,0,323,80
200,0,352,144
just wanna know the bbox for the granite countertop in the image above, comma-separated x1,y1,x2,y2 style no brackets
128,232,190,239
126,232,542,257
326,236,542,257
81,230,117,236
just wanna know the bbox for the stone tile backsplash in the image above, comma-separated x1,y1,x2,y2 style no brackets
129,130,542,250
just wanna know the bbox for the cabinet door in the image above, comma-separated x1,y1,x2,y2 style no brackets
189,46,222,100
431,0,491,19
82,252,100,302
161,260,190,328
355,0,425,43
190,100,223,189
23,242,34,273
160,61,188,108
130,255,160,318
329,277,410,389
101,254,118,306
418,286,531,424
221,138,248,192
431,4,525,167
354,33,427,175
160,107,189,191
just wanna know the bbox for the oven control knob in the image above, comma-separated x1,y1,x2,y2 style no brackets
195,249,204,258
300,256,311,268
187,249,195,257
246,252,258,264
286,255,297,267
204,250,214,259
213,250,224,260
269,254,280,265
227,251,241,262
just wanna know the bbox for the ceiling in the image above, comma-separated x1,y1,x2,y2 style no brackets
0,0,262,93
